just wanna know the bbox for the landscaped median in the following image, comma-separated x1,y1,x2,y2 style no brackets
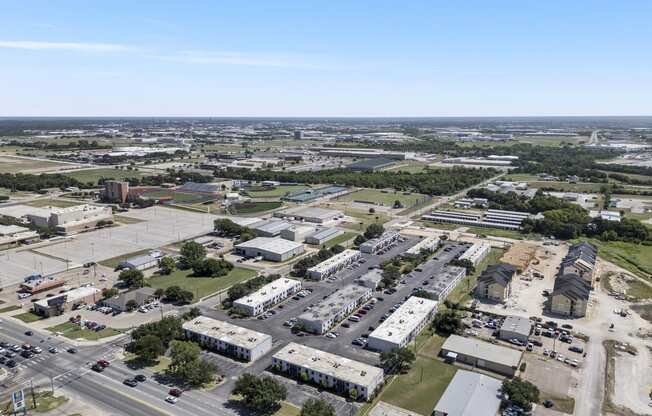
46,322,123,341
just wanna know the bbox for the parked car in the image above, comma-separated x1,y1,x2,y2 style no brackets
569,345,584,354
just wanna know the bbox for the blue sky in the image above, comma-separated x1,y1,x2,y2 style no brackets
1,1,650,117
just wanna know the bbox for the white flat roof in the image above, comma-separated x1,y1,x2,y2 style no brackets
182,316,272,350
308,249,360,274
35,286,100,308
299,284,370,322
0,224,30,235
234,278,301,307
236,237,304,254
442,335,523,368
434,370,502,416
0,204,54,219
274,343,383,386
369,297,438,345
405,236,439,255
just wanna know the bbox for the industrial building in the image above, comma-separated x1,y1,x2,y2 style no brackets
33,286,101,317
118,252,162,271
317,147,410,160
458,242,491,266
421,266,466,301
441,334,523,377
367,296,438,352
233,278,302,316
305,227,343,245
272,343,384,401
403,236,440,258
475,264,518,303
360,231,400,254
281,225,315,242
422,208,533,231
560,242,597,287
281,186,348,203
356,269,383,290
297,284,372,334
0,224,39,247
182,316,273,362
346,158,397,172
274,207,342,223
453,198,488,209
432,370,503,416
0,204,114,235
103,180,130,203
235,237,305,262
102,287,157,312
308,249,361,280
550,273,590,318
499,315,532,344
250,219,293,237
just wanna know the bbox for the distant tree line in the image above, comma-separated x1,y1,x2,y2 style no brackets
3,139,111,150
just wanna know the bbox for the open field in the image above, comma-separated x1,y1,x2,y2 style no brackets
0,156,73,174
384,161,428,173
379,335,457,415
25,198,84,208
322,231,358,248
148,267,257,302
244,185,310,198
341,209,391,231
230,200,283,214
335,189,428,208
581,239,652,280
62,168,147,184
47,321,123,340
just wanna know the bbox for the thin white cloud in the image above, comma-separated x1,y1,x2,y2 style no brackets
148,50,337,69
0,40,133,52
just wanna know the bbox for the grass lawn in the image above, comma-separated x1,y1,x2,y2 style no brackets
124,352,171,373
384,162,429,173
336,189,428,208
148,267,257,301
624,279,652,300
25,198,83,208
274,402,301,416
447,247,506,305
245,185,310,198
14,312,43,323
1,391,69,413
380,355,457,415
231,201,283,214
341,209,391,231
0,156,71,174
99,249,153,269
580,239,652,280
62,168,145,184
47,322,123,340
322,231,358,248
0,305,22,313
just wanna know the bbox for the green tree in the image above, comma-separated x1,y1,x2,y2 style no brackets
412,289,434,300
354,234,367,246
130,316,182,347
214,218,244,237
125,299,138,311
118,269,145,288
169,340,201,375
450,258,475,274
380,347,416,374
193,258,233,277
301,398,335,416
159,256,176,275
393,199,403,209
180,241,207,268
364,223,385,239
102,287,119,299
233,374,287,413
502,378,540,411
132,334,165,363
432,309,462,336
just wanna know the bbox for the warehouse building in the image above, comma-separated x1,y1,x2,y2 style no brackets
118,252,162,271
233,278,302,316
441,334,523,377
235,237,305,262
360,231,400,254
183,316,273,362
458,242,491,266
272,343,384,401
305,227,344,246
250,219,293,237
297,284,372,334
433,370,502,416
421,209,529,231
550,273,590,317
102,287,157,312
274,207,342,223
499,315,532,344
281,186,348,203
281,225,315,242
421,265,466,301
0,204,113,235
403,236,440,258
0,224,39,246
33,286,101,317
308,249,361,280
475,264,518,303
356,269,384,290
368,296,438,352
346,158,397,172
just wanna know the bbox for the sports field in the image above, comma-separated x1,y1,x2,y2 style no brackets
244,185,310,198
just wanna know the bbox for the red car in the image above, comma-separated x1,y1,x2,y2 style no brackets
168,388,183,397
97,359,110,368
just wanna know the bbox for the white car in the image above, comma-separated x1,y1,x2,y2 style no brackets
325,333,337,339
165,396,178,404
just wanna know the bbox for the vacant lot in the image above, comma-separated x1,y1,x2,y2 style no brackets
245,185,310,198
62,168,146,184
148,267,257,301
47,322,122,340
336,189,428,208
341,209,391,231
0,156,72,174
582,239,652,280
